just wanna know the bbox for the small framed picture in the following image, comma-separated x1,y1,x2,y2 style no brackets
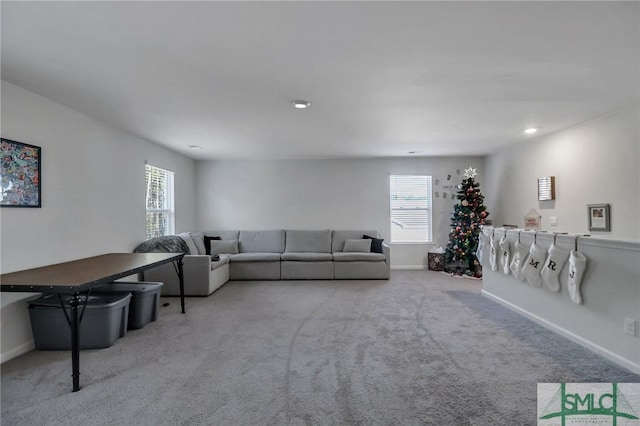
587,204,610,232
524,208,541,230
1,138,42,208
537,176,556,201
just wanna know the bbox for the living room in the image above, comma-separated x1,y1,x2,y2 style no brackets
1,1,639,424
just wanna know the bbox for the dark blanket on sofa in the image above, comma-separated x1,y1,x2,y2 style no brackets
133,236,189,254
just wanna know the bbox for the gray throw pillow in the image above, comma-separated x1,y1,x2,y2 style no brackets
211,239,239,255
343,239,372,253
204,235,222,255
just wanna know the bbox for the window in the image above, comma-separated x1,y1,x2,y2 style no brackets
390,175,432,243
145,164,175,239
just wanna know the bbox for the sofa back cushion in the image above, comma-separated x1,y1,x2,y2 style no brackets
239,230,285,253
331,230,379,253
205,231,240,240
189,232,207,255
285,230,331,253
177,232,199,255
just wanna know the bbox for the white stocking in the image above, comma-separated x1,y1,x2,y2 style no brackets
521,243,546,288
489,235,498,271
568,250,588,304
509,240,529,282
475,231,486,266
498,235,511,275
541,243,570,293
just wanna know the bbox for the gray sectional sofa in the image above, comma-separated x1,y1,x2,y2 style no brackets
145,229,390,296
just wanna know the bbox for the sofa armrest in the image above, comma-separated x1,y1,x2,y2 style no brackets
144,254,212,294
382,242,391,265
181,255,213,285
182,254,211,268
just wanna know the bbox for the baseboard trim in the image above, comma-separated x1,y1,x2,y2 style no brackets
1,341,34,364
391,266,425,270
481,290,640,375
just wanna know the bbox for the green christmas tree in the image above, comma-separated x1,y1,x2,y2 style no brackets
444,167,489,277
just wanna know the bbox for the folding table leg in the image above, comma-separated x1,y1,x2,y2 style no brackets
177,258,185,314
69,293,82,392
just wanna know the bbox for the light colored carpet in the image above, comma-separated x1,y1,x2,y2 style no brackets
2,271,638,425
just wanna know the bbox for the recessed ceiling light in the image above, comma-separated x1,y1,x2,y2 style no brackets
188,145,202,149
524,128,538,134
292,100,311,109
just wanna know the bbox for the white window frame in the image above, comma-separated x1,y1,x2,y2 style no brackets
145,164,175,239
390,175,433,243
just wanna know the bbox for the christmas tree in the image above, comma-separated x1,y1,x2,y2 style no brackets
444,167,489,277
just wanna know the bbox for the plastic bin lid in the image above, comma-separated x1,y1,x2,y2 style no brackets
28,293,131,308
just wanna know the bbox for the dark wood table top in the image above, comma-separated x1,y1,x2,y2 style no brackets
0,253,183,293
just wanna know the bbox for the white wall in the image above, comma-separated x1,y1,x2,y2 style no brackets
1,81,197,362
196,157,485,268
484,105,640,241
482,228,640,374
1,81,197,271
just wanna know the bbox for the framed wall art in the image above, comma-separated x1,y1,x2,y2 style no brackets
538,176,556,201
587,203,610,232
1,138,41,207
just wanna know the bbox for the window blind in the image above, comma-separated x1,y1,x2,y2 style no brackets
390,175,432,242
145,164,175,239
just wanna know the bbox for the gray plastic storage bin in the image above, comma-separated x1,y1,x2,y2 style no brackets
28,293,131,350
94,282,163,329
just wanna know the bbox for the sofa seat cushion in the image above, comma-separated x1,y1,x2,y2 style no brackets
281,252,333,261
332,252,386,262
211,256,230,271
229,252,281,262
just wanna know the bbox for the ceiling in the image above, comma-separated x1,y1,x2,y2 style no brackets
2,1,638,160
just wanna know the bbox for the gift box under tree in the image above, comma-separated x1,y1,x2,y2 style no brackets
428,253,445,271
